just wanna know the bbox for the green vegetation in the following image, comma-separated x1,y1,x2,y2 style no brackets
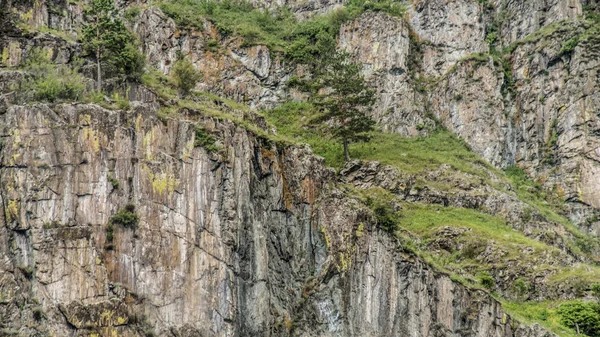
503,301,579,337
82,0,145,89
110,203,139,228
123,6,141,21
171,55,203,96
158,0,406,59
262,101,490,175
360,188,400,233
557,301,600,336
194,126,219,152
105,203,138,249
309,52,375,161
108,175,120,189
478,272,495,289
18,48,86,103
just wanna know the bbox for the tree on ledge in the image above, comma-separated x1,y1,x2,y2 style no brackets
311,52,376,162
82,0,140,90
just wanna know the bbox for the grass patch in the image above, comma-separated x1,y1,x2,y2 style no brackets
262,102,492,176
502,300,580,337
399,203,550,253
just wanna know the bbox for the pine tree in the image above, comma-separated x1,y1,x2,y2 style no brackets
171,56,202,96
82,0,138,90
311,52,376,162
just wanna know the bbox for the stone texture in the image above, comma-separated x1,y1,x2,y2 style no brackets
0,102,555,336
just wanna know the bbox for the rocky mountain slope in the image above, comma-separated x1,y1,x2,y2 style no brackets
1,0,600,336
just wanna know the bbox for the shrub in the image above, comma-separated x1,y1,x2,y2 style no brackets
478,272,495,289
19,48,85,103
194,126,219,152
205,39,220,52
17,265,34,279
123,6,141,21
365,195,400,233
558,301,600,336
171,57,202,96
108,175,119,189
559,37,579,56
110,203,139,228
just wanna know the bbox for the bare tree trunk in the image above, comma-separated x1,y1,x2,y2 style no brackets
343,138,350,162
96,49,101,91
96,21,101,91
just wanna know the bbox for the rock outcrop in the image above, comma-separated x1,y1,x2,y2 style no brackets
0,102,555,336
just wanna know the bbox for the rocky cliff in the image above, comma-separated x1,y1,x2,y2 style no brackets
2,0,600,336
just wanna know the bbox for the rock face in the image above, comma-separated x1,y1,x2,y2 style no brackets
334,4,600,230
0,102,553,336
2,0,600,336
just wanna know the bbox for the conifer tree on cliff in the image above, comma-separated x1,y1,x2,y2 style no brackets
82,0,142,90
311,51,376,162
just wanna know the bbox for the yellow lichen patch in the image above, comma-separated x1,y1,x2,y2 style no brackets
11,128,21,148
1,47,9,66
144,166,178,196
79,114,92,126
96,257,102,265
6,200,19,223
142,128,158,160
99,309,114,326
81,127,100,152
116,315,128,325
355,222,365,238
181,139,195,161
152,173,177,195
320,225,330,248
135,113,143,132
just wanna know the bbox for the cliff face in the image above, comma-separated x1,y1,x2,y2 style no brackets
0,102,554,336
1,0,600,336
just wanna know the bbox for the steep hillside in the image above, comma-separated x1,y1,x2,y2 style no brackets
1,0,600,336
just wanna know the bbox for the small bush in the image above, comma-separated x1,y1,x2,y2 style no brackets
108,175,120,189
205,39,220,52
478,272,495,289
110,203,139,228
558,301,600,336
513,278,530,298
171,57,202,96
17,265,34,279
194,126,219,152
106,222,114,243
19,48,85,103
365,195,400,233
111,92,130,110
124,6,141,21
559,37,579,56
